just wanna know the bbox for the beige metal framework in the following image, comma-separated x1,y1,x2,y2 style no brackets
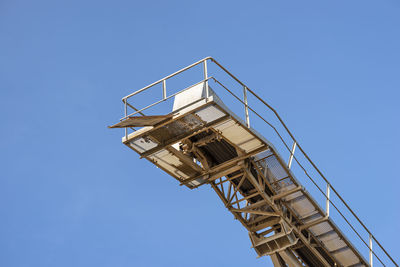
111,57,398,267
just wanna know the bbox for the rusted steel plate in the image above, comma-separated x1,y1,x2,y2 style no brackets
109,115,172,128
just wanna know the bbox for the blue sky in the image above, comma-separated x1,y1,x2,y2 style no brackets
1,1,399,266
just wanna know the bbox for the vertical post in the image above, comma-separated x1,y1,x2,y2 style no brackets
326,183,330,217
287,141,297,169
162,79,167,100
203,59,209,100
369,234,373,267
124,99,128,140
243,86,250,128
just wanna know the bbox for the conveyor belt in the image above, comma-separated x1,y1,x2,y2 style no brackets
121,84,369,266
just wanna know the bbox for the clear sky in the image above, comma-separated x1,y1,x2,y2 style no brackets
1,1,399,266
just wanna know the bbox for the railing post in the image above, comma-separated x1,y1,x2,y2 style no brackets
124,99,128,140
162,79,167,100
326,183,330,217
243,86,250,128
203,60,209,100
369,234,373,267
288,141,297,169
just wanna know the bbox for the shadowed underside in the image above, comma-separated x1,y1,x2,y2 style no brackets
117,84,368,267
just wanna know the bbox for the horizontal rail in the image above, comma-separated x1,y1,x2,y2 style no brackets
121,77,213,120
122,57,212,101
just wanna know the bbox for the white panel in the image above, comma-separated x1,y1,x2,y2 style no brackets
195,105,226,123
284,190,303,201
319,232,339,242
214,119,263,153
130,137,158,153
149,149,190,179
153,149,181,165
310,222,333,236
239,137,264,152
334,249,360,266
290,198,315,217
300,210,320,222
214,119,235,131
173,83,205,111
324,237,346,252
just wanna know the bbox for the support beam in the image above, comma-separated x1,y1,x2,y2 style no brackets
278,249,302,267
210,160,331,267
138,115,230,158
230,208,279,217
181,145,268,187
271,186,302,201
270,253,286,267
165,146,203,173
299,216,329,231
229,192,261,206
249,159,331,267
227,174,247,204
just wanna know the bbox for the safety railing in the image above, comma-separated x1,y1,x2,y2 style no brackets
120,57,398,267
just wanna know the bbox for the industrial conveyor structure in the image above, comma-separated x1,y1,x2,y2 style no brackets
110,57,398,267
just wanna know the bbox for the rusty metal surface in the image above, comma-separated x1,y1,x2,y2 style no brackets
108,115,172,128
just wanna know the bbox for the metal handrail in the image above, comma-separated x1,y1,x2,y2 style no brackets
211,77,386,266
122,57,398,266
207,57,398,267
122,57,212,101
121,77,213,119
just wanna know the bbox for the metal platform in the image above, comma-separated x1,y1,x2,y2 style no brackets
111,57,398,267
